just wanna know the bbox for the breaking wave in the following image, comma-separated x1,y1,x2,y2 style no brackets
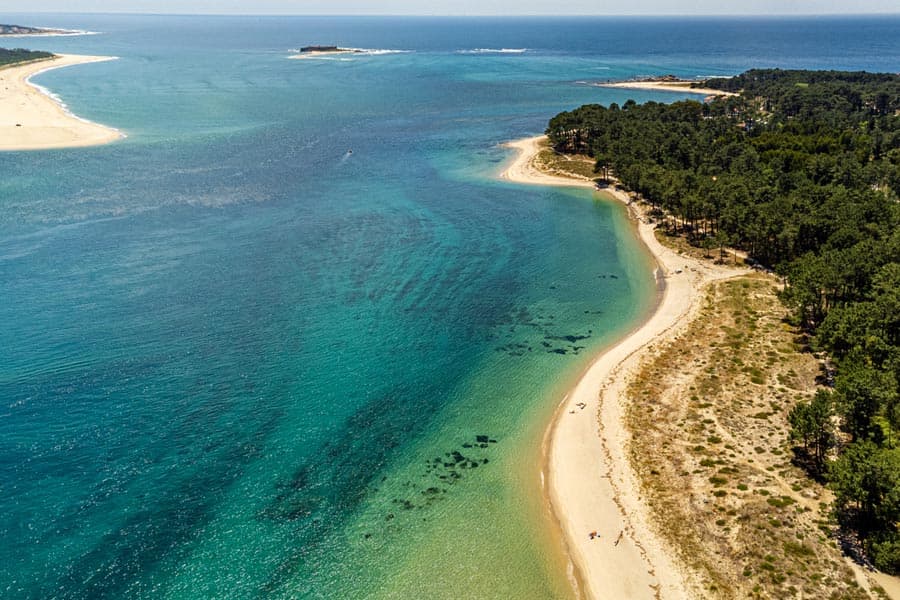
456,48,527,54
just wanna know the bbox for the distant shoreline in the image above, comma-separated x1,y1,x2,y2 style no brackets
500,135,744,599
0,26,97,38
0,54,124,151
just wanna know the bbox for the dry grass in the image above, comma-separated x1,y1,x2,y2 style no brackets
532,141,600,181
539,145,886,597
626,275,876,599
652,228,746,266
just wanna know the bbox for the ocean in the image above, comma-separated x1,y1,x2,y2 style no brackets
1,14,898,599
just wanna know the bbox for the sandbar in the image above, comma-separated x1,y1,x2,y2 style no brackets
598,80,738,97
501,135,744,598
0,54,123,151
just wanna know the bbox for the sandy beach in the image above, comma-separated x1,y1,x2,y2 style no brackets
500,136,598,188
501,135,743,599
598,80,738,97
0,54,123,151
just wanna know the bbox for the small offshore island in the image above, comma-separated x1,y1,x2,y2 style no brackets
0,47,122,150
506,68,900,599
289,45,362,59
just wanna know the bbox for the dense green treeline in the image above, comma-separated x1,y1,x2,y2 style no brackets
702,69,900,120
547,69,900,572
0,48,53,67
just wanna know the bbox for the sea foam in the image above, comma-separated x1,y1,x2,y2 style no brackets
456,48,527,54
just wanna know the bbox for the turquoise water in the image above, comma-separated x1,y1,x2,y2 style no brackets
2,15,899,599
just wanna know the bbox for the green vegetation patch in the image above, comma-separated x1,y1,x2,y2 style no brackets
550,67,900,575
0,47,53,67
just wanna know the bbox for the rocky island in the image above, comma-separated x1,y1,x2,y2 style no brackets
290,46,362,59
299,45,343,53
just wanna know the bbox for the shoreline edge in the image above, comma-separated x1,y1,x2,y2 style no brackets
500,134,744,599
0,54,124,151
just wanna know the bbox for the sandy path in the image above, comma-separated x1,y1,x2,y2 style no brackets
501,135,744,599
0,54,123,151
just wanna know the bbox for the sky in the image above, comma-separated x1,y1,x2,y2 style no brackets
1,0,898,15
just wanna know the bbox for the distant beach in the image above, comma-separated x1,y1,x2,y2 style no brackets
598,79,738,97
501,135,744,599
0,54,123,151
0,29,97,38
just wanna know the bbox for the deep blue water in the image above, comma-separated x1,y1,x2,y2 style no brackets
1,14,899,599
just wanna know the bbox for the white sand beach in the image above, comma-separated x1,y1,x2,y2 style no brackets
500,135,598,188
0,54,123,151
501,135,744,599
598,80,738,97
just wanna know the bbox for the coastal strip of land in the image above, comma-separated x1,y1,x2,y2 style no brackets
0,54,123,151
597,80,738,97
501,135,743,599
0,25,91,37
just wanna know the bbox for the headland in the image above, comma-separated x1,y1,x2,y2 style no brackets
0,23,91,37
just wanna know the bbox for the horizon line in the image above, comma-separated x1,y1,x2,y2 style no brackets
9,11,900,18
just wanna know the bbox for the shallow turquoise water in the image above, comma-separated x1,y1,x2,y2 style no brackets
2,14,899,599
